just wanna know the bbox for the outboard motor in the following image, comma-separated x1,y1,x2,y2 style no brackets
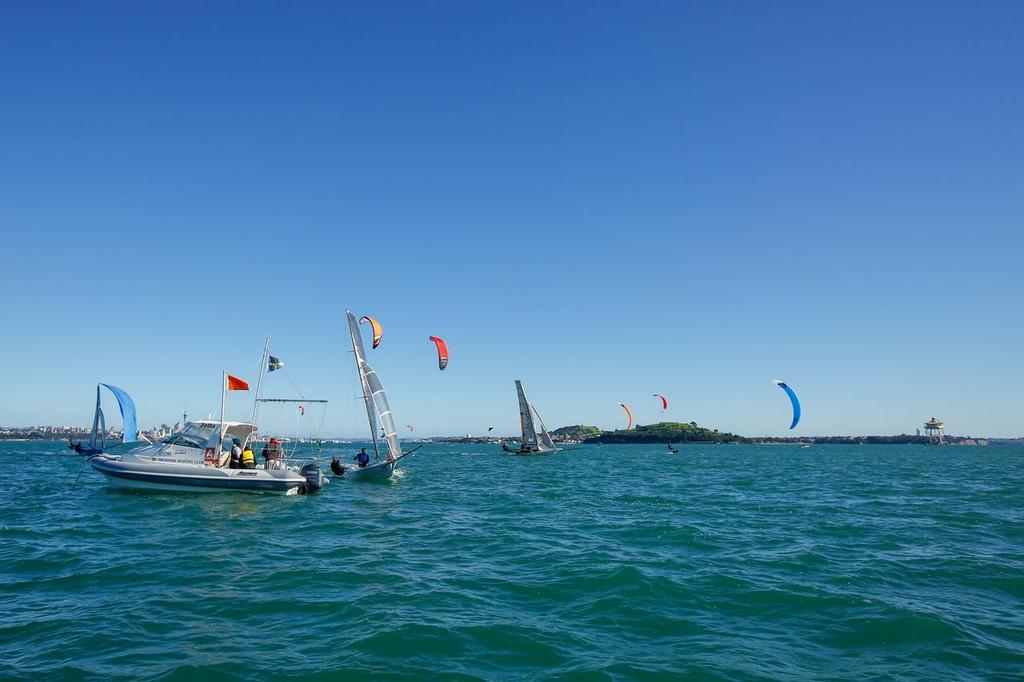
299,462,324,494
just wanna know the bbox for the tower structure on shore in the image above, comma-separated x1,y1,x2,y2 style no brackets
924,417,945,445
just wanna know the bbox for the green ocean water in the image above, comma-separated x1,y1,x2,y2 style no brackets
1,441,1022,681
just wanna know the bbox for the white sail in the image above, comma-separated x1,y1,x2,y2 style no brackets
347,310,380,458
347,310,402,462
361,360,402,460
516,380,538,449
532,404,556,451
515,380,554,452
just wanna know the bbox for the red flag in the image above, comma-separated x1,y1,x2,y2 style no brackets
227,375,249,391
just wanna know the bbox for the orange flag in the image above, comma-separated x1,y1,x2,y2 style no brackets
227,375,249,391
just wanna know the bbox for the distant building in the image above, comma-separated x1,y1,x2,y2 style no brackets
924,417,945,446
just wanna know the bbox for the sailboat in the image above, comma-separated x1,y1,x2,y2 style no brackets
70,384,138,456
667,443,679,454
509,380,556,455
331,310,411,479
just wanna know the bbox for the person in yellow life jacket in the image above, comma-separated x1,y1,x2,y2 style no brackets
240,444,257,469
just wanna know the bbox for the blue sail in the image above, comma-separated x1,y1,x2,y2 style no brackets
773,380,801,430
101,384,138,442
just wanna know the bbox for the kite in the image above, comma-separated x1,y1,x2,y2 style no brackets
359,316,383,349
428,336,449,370
619,403,633,430
773,380,801,429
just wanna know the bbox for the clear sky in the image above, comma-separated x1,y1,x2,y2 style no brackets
1,2,1022,437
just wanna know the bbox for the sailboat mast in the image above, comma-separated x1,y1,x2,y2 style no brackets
245,337,270,448
347,311,380,461
90,384,101,450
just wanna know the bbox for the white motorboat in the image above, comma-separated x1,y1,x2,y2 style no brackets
88,342,327,494
328,311,413,480
505,380,557,455
89,420,323,494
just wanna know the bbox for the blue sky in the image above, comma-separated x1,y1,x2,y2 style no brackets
1,2,1021,437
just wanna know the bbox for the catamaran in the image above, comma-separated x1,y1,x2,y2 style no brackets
88,342,327,495
507,379,556,455
329,310,412,480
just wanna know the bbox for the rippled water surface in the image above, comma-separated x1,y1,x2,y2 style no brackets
1,441,1022,680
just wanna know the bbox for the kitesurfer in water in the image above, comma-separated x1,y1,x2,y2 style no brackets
354,448,371,468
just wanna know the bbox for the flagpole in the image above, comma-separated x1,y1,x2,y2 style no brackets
219,369,227,452
245,338,270,449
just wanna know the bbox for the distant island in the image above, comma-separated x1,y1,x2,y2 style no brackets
553,422,742,444
551,422,990,446
0,421,999,446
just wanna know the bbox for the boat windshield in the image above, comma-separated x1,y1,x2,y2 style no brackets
162,423,215,449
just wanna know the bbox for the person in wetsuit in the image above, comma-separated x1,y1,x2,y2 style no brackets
354,448,371,468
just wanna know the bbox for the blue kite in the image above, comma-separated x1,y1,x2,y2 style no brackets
773,380,801,430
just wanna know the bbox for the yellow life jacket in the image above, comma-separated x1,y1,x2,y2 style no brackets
241,448,255,465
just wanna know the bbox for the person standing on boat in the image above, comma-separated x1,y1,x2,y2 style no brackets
229,438,243,469
354,448,370,468
262,437,283,470
240,443,257,469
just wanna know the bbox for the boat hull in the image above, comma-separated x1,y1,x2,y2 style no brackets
91,456,307,494
341,459,396,480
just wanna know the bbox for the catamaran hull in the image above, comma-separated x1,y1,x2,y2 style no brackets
90,457,307,494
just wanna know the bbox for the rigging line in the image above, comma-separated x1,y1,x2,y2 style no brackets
348,359,360,442
315,401,328,437
244,354,262,388
278,367,306,400
68,457,89,493
257,399,328,403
